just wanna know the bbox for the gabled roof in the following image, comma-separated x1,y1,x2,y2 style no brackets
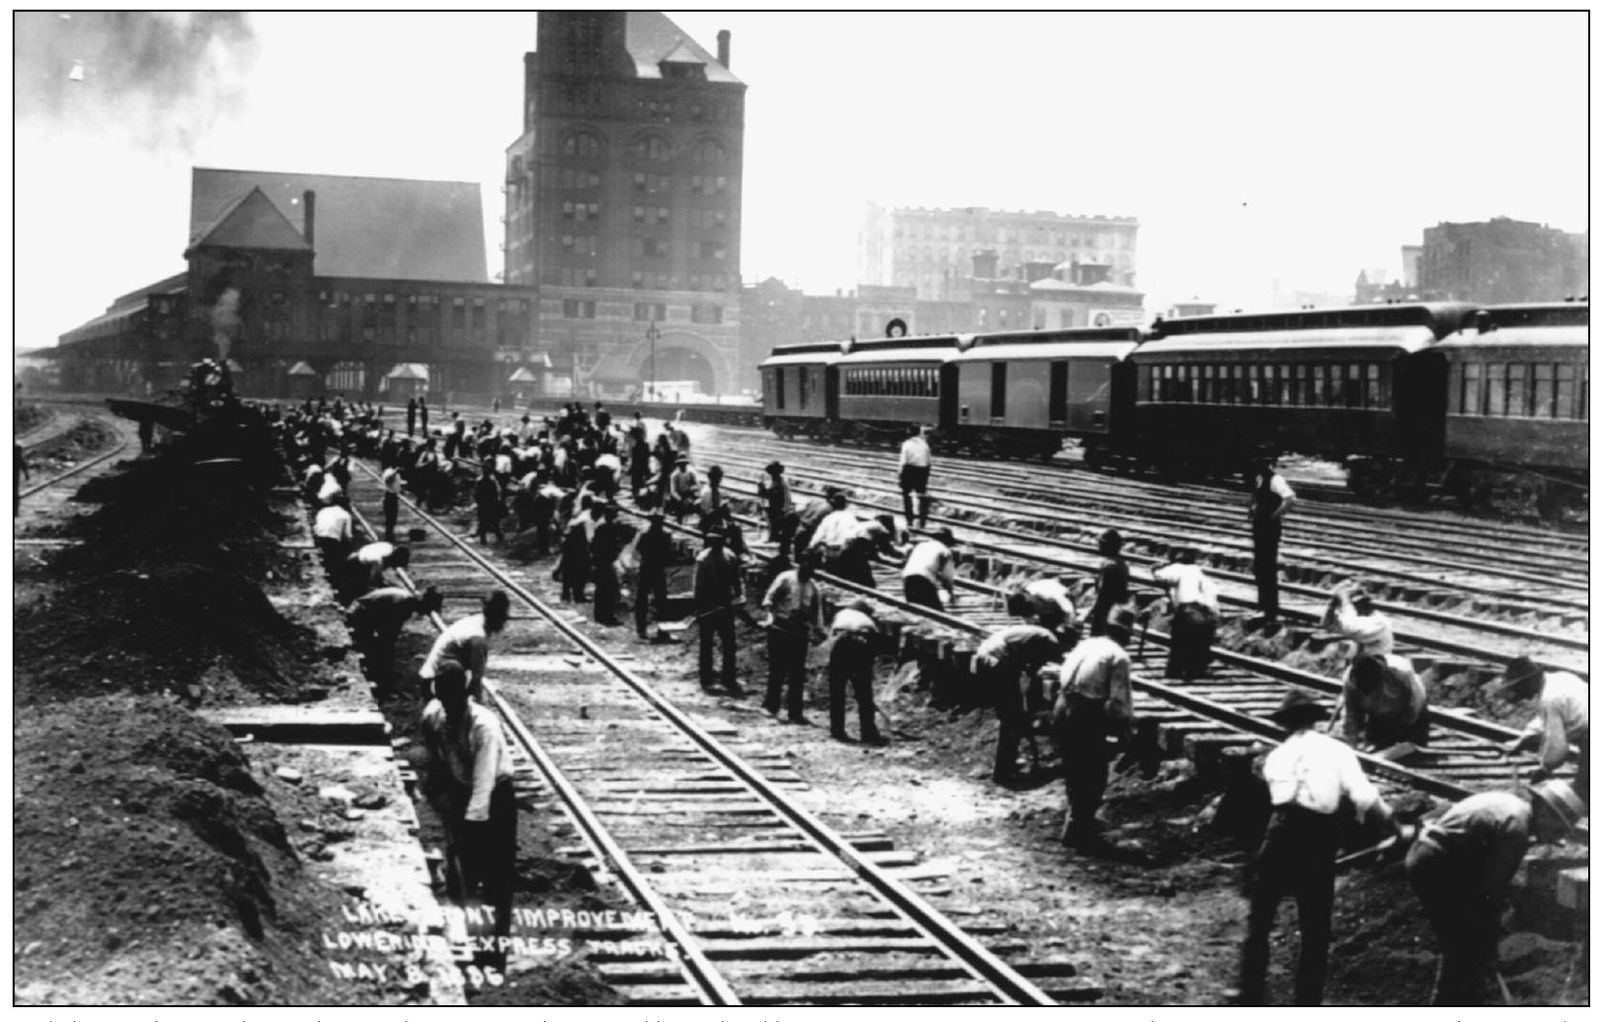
190,168,488,283
384,363,430,381
507,367,540,383
624,12,743,84
286,361,318,376
189,187,312,253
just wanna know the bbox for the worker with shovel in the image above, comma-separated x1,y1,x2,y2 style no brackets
1404,779,1585,1005
693,530,746,696
1325,582,1428,751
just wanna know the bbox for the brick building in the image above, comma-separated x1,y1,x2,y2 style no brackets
860,203,1139,299
58,167,545,402
502,12,747,396
1415,218,1587,304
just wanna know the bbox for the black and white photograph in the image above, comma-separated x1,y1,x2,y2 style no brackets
12,9,1589,1011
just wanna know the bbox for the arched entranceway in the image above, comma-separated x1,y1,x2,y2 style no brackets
639,345,716,397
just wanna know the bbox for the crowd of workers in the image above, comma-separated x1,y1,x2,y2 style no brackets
263,395,1585,1004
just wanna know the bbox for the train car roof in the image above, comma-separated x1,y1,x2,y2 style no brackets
954,340,1139,362
1155,301,1478,340
1475,301,1589,328
1132,324,1439,359
1437,324,1589,350
967,326,1145,346
758,349,845,369
836,343,960,366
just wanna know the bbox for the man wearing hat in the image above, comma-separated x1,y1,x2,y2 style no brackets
667,455,700,522
1246,455,1297,625
1085,528,1129,639
347,584,443,697
897,424,933,529
760,551,825,721
1404,780,1583,1004
901,528,957,612
792,488,839,560
693,530,746,695
1325,581,1428,749
1500,655,1588,798
590,503,631,627
1007,576,1080,649
420,590,512,703
1237,687,1396,1006
827,597,885,745
633,510,675,640
757,461,796,545
1053,607,1138,849
978,623,1064,785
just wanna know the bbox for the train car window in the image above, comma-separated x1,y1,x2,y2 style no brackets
1377,363,1393,408
1579,365,1588,422
1365,364,1381,408
1533,363,1555,418
1248,366,1262,405
1486,364,1507,417
775,368,786,410
1506,363,1528,417
1556,364,1578,419
1461,363,1481,414
1343,364,1363,409
1138,365,1153,402
1187,364,1200,403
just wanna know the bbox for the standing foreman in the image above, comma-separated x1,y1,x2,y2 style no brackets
1247,455,1296,625
827,598,885,745
1084,529,1129,638
760,551,825,722
898,424,933,529
693,530,746,696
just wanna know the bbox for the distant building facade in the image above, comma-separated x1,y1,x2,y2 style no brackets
860,203,1139,300
1415,218,1587,304
503,12,748,395
57,167,544,402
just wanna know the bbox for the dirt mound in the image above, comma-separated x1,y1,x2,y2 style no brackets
13,559,332,706
13,695,376,1005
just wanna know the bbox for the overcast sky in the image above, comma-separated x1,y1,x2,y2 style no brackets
13,10,1588,352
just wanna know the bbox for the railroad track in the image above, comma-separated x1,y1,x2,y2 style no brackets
340,459,1095,1006
674,433,1588,676
407,437,1569,805
15,414,133,527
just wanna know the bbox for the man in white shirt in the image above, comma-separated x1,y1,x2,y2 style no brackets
976,623,1064,785
1054,607,1137,851
419,660,515,966
1007,577,1079,647
1500,655,1588,797
761,553,825,722
1237,687,1396,1006
420,590,512,702
340,541,411,604
901,528,957,611
897,424,933,528
1153,548,1220,680
380,464,403,542
827,598,884,745
312,500,354,567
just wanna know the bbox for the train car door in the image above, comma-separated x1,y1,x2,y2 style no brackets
824,365,840,422
990,362,1007,421
939,363,959,428
1396,350,1447,464
1049,361,1069,428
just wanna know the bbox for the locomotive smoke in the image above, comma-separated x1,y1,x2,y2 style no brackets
212,288,241,363
13,12,260,151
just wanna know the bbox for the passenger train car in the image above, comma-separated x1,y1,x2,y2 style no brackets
759,301,1588,502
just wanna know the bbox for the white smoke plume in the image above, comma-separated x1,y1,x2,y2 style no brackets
212,287,241,362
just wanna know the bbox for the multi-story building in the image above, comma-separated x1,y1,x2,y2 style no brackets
57,167,548,402
503,12,748,395
860,203,1139,299
1416,218,1587,304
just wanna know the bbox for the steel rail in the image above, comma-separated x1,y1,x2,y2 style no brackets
18,422,130,499
695,450,1589,674
352,462,1058,1006
345,484,739,1005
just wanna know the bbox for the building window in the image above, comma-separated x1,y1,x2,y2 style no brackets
631,271,644,290
561,234,597,256
635,136,672,161
642,238,669,258
562,300,597,319
562,131,602,158
657,207,670,225
696,240,727,261
694,140,725,163
633,303,666,322
633,205,646,224
691,304,723,324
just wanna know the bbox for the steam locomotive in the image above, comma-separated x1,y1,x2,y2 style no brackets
758,301,1588,504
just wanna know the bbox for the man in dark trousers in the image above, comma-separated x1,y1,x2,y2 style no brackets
347,585,443,696
1404,780,1583,1005
693,530,745,695
590,503,629,626
634,510,674,640
557,499,594,604
15,441,30,516
1247,456,1296,624
827,598,885,745
975,622,1063,786
897,424,933,528
757,461,796,544
1053,606,1139,851
419,660,516,969
1236,687,1396,1006
406,397,417,438
760,551,824,722
473,460,505,544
